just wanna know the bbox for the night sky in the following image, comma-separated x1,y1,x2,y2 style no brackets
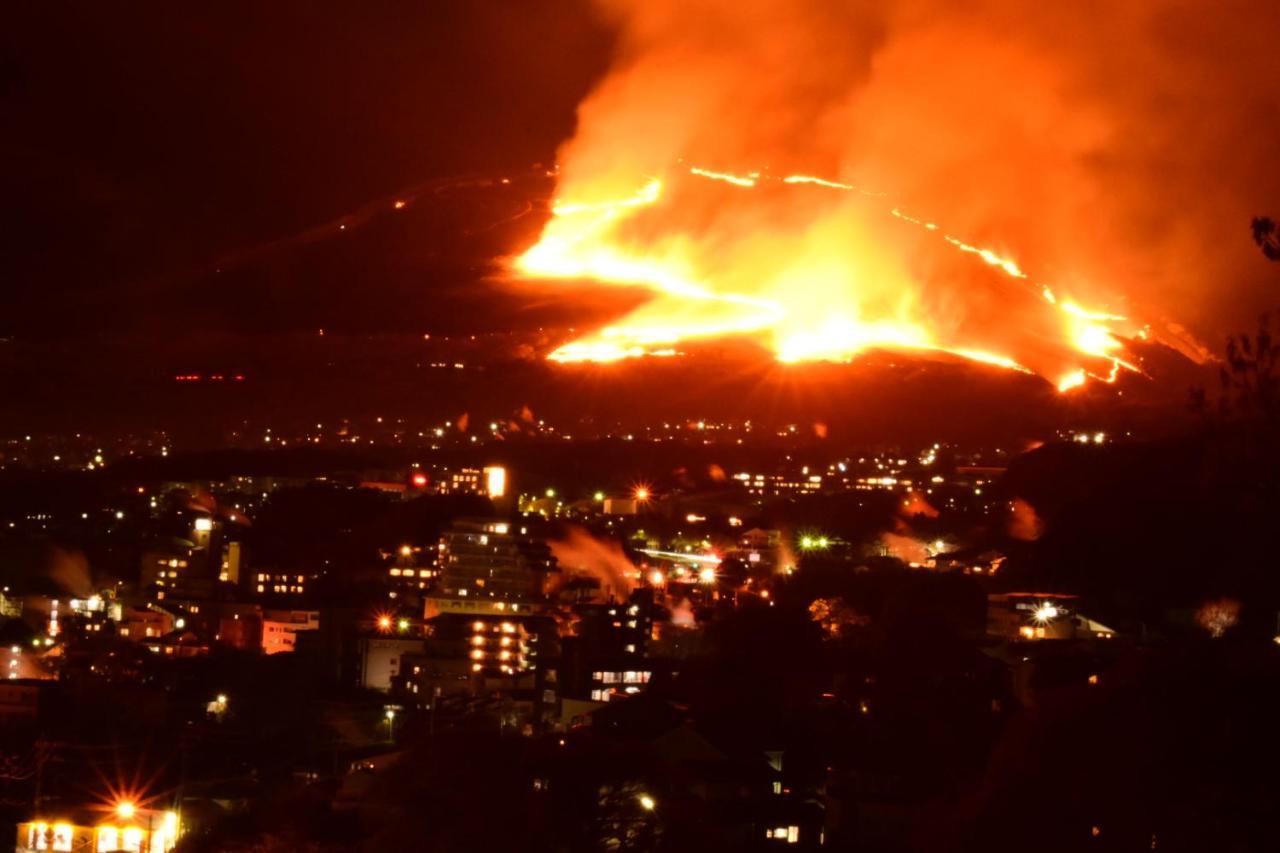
2,2,611,337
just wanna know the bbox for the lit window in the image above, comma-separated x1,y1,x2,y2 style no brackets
96,828,118,852
121,826,144,852
48,823,73,851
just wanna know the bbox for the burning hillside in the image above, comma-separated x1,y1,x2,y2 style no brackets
513,0,1280,392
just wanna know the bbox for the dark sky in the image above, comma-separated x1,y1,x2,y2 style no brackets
1,1,611,337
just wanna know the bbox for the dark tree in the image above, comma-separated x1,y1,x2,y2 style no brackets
1252,216,1280,261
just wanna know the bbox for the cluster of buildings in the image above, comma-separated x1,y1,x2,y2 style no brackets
0,436,1142,852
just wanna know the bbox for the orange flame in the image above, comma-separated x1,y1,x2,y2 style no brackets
516,165,1171,390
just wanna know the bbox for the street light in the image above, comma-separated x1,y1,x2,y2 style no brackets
638,794,656,811
116,801,135,820
1033,603,1059,623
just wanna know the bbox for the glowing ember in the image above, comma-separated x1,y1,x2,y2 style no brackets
1057,369,1087,392
689,166,758,187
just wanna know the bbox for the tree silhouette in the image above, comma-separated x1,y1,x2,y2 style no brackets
1191,219,1280,419
1217,314,1280,421
1253,216,1280,261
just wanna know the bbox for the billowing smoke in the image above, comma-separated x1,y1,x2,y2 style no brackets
899,490,939,519
881,530,930,565
47,547,93,598
1008,497,1045,541
548,526,637,599
527,0,1280,376
669,597,696,627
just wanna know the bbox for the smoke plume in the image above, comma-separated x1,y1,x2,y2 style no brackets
900,490,939,519
531,0,1280,375
1008,497,1045,541
548,526,637,599
47,547,93,598
881,530,931,565
669,597,696,627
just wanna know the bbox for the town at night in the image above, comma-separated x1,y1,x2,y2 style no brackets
4,2,1280,851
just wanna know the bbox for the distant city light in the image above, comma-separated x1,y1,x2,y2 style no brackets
633,485,651,502
638,794,656,811
698,566,717,584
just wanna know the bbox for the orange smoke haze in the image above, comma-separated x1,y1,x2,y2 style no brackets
517,0,1280,388
1008,497,1045,541
548,526,637,599
881,530,931,565
900,490,939,519
47,547,93,598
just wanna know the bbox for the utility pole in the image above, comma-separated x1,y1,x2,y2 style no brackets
32,740,51,814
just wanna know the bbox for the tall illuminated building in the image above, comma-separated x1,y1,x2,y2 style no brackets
427,518,557,617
